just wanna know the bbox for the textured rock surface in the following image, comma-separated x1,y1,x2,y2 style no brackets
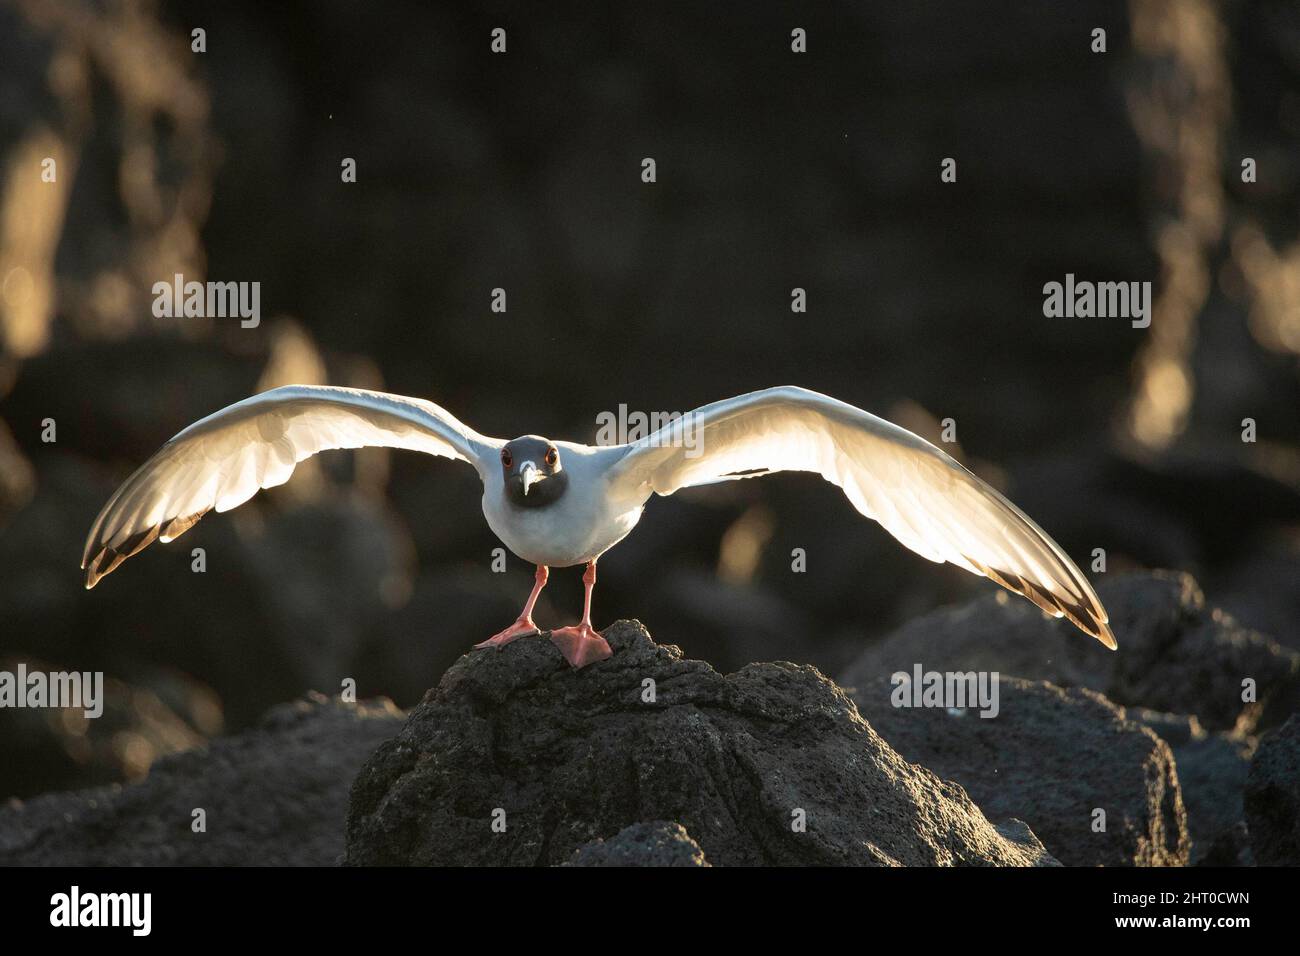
848,675,1188,866
565,820,710,867
345,621,1057,867
0,694,402,865
1244,715,1300,866
1129,709,1254,866
840,571,1300,734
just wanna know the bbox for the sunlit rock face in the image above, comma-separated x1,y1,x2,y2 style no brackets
345,620,1058,867
0,0,215,361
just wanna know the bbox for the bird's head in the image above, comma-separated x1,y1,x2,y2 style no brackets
501,436,567,508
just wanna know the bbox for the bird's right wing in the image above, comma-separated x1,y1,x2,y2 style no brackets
82,384,501,588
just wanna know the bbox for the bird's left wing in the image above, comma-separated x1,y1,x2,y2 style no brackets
603,386,1114,648
82,385,502,588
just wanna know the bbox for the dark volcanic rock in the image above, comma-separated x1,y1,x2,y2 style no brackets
565,821,710,867
345,620,1057,867
1129,709,1254,866
1194,821,1254,867
840,571,1300,734
1215,545,1300,655
1244,715,1300,866
0,693,402,865
848,676,1188,866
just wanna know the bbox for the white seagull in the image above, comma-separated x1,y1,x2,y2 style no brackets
82,385,1115,667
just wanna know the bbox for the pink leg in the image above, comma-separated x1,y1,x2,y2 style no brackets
475,565,547,649
549,560,612,668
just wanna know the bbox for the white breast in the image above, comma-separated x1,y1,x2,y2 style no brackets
480,443,644,567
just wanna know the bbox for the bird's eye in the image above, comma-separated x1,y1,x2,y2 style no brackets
501,449,512,468
545,447,558,466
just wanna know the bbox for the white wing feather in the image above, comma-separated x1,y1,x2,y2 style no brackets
605,386,1115,648
82,385,500,588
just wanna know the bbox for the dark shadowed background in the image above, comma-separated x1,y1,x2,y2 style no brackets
1,0,1297,799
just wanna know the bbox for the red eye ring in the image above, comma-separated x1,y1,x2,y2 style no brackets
501,449,512,467
545,448,558,466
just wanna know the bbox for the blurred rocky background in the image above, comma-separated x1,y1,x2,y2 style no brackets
0,0,1297,822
